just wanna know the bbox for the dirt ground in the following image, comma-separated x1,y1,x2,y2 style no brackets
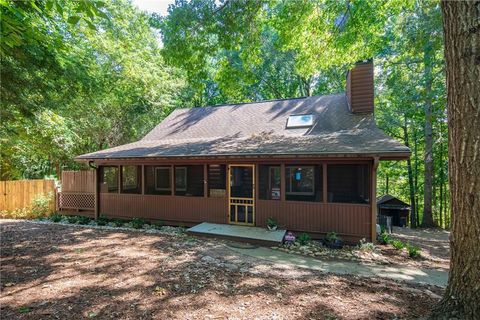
384,227,450,271
1,220,445,320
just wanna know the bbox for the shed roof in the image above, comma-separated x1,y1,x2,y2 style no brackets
76,94,410,160
377,194,410,210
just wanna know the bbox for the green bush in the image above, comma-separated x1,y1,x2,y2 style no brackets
50,214,62,222
113,219,124,227
378,232,391,245
391,239,405,250
326,231,339,243
131,217,147,229
77,216,91,225
0,193,53,220
358,238,375,252
298,233,311,245
406,243,421,258
66,215,78,224
152,221,164,229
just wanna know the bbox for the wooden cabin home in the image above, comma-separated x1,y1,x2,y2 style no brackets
75,60,410,243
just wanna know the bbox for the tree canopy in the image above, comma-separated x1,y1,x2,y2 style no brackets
1,0,448,227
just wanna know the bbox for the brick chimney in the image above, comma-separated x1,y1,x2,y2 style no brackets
346,59,374,114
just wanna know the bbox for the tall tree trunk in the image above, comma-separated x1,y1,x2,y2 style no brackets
422,42,435,227
435,2,480,318
404,115,417,228
413,128,420,228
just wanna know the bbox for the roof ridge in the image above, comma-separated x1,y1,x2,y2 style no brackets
172,92,345,112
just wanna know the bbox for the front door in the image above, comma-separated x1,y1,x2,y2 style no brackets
228,165,255,225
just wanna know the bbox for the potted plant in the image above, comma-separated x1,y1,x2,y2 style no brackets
324,231,343,249
266,217,278,231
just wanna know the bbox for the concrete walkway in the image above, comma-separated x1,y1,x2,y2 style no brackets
228,245,448,287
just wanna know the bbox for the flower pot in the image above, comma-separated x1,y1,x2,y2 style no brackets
267,225,278,231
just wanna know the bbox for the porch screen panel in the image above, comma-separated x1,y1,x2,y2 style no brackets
99,166,118,193
285,165,323,202
327,164,370,204
259,165,281,200
144,165,171,195
121,166,141,194
174,165,204,197
208,164,226,198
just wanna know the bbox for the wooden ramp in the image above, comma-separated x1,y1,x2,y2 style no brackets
187,222,286,245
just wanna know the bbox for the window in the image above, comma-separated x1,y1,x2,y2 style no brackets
99,166,118,193
285,165,323,202
259,165,281,200
121,166,141,194
174,165,204,197
175,167,187,192
155,167,171,191
286,166,315,195
208,164,226,198
286,114,314,128
327,164,370,204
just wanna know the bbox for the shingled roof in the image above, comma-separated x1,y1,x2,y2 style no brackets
76,93,410,160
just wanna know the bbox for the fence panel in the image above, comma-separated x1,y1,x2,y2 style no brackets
0,179,55,212
61,171,95,193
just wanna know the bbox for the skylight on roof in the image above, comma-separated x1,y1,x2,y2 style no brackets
286,114,314,128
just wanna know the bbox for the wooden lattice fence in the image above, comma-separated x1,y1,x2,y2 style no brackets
58,171,96,214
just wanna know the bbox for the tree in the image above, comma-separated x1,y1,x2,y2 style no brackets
435,1,480,318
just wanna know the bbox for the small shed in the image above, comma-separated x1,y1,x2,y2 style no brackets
377,194,410,227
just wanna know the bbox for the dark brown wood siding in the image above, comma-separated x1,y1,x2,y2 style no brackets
100,194,227,225
346,61,374,114
256,201,371,242
96,158,375,243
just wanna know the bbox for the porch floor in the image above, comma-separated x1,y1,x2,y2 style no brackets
187,222,286,245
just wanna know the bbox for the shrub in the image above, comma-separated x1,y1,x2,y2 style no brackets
358,238,375,252
131,217,147,229
391,239,405,250
406,243,421,258
152,221,164,229
378,232,391,245
50,214,62,222
266,217,278,229
113,219,124,227
77,216,91,225
66,215,78,224
298,233,311,245
31,193,53,218
0,193,53,220
326,231,339,243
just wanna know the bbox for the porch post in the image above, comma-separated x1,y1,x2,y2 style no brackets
117,165,121,194
203,164,208,198
141,164,145,195
322,163,327,203
371,157,379,243
280,163,286,202
171,165,175,196
94,166,99,220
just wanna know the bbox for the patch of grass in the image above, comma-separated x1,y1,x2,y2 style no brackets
298,233,311,245
406,243,421,258
19,306,30,313
391,239,405,250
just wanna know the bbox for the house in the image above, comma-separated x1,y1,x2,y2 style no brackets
377,194,411,228
75,60,410,243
